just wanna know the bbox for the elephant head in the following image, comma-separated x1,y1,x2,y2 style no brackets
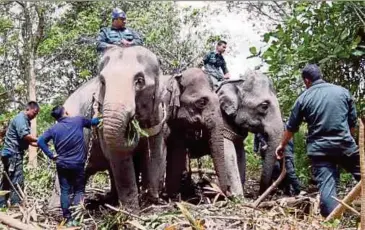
217,70,283,194
97,46,161,154
164,68,229,194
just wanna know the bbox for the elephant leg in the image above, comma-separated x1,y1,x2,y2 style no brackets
109,154,139,210
234,140,246,189
144,134,164,201
48,175,61,211
223,138,243,196
166,135,186,198
133,152,142,193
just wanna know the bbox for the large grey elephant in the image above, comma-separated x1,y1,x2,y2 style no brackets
162,68,230,198
49,45,166,210
216,70,283,195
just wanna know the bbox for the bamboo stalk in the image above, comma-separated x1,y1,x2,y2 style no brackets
331,196,360,216
325,181,361,221
360,117,365,230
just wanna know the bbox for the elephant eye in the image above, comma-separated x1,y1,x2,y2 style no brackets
195,97,208,109
257,101,270,115
134,72,145,90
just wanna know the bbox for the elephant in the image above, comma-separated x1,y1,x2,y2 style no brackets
162,68,230,198
48,45,166,211
216,70,284,195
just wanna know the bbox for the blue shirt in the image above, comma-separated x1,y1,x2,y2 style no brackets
37,116,99,168
2,112,31,157
203,51,228,80
287,79,358,156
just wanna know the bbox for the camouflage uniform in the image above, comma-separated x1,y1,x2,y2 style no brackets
203,51,228,88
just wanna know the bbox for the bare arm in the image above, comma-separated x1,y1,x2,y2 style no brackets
23,134,37,143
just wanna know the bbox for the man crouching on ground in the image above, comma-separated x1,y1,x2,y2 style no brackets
37,105,100,227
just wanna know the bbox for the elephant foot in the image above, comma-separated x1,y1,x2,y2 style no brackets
140,192,167,208
103,191,119,206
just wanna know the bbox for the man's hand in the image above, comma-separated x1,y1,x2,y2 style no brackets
121,39,132,47
224,73,231,79
275,144,285,159
30,142,38,147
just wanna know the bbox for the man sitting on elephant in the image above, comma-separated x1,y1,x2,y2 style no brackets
37,106,100,227
203,40,231,88
276,64,361,217
96,8,143,53
254,121,302,196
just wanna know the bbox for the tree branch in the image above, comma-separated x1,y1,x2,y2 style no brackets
33,4,45,52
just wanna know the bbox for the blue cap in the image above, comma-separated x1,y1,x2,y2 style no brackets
112,8,126,20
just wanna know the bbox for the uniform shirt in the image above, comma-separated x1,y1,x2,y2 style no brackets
38,116,98,168
287,79,358,156
203,51,228,80
1,112,31,156
96,26,143,53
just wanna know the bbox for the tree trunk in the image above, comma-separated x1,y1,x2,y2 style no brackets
28,51,37,168
360,117,365,230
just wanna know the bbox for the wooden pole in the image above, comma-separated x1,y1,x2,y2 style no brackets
360,117,365,230
325,181,361,221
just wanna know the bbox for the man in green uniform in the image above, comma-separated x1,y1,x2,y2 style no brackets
96,8,143,53
0,101,39,207
203,40,231,88
275,64,360,217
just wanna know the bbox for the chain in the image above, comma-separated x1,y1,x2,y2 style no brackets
84,96,98,169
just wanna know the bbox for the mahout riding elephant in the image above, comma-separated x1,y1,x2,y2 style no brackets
48,45,166,211
216,70,284,195
162,68,230,198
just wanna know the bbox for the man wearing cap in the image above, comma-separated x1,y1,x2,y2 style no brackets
37,106,100,226
96,8,143,53
275,64,360,217
0,101,39,207
203,40,231,88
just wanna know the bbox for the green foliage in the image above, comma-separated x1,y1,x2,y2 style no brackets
244,134,262,178
37,104,56,134
255,2,365,116
293,126,310,185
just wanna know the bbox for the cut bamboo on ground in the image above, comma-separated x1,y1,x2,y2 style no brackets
360,117,365,230
325,117,365,222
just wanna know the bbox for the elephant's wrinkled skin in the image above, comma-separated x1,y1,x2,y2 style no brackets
217,70,283,195
162,68,229,197
49,46,166,211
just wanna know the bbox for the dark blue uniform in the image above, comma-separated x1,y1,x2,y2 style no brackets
38,116,99,220
203,51,228,87
0,112,31,207
287,79,360,217
96,27,143,53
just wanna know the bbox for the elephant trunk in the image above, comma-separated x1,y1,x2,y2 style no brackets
206,115,229,194
102,84,136,153
259,112,283,194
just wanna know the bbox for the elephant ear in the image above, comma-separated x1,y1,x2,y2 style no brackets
217,81,240,116
165,73,182,118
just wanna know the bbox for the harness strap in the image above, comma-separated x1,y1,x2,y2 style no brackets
142,103,167,137
223,127,244,142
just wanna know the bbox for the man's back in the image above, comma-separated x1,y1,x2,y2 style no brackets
47,116,90,167
299,81,357,155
